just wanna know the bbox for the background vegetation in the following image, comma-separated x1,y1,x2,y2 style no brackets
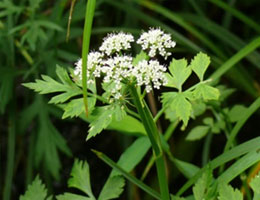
1,0,260,199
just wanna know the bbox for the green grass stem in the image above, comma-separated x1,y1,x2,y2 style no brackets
82,0,96,117
130,85,170,200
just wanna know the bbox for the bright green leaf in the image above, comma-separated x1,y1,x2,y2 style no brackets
62,97,95,119
186,126,210,141
166,58,191,91
98,176,125,200
218,184,243,200
87,106,114,140
190,52,210,81
192,169,213,200
19,176,50,200
68,160,95,198
193,83,220,101
171,93,192,127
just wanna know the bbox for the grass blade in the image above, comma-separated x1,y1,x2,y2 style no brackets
210,37,260,81
82,0,96,116
177,137,260,196
92,149,161,200
224,97,260,151
218,151,260,184
209,0,260,33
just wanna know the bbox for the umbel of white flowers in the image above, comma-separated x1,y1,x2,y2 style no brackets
74,28,176,99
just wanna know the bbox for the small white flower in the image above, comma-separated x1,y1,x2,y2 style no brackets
99,32,134,55
74,51,103,83
137,28,176,59
132,59,167,92
102,55,133,98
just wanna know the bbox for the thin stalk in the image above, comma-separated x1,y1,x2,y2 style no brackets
82,0,96,117
66,0,77,42
130,85,170,200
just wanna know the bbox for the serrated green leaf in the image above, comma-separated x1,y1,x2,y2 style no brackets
49,90,82,104
186,126,210,141
62,97,95,119
23,67,82,104
192,169,213,200
87,106,114,140
68,160,95,198
98,176,125,200
171,93,192,127
250,171,260,194
228,105,247,123
190,52,210,81
193,83,220,101
56,65,74,86
56,193,92,200
19,176,50,200
23,75,68,94
218,184,243,200
166,58,191,91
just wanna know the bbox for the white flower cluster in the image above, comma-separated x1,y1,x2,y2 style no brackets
99,32,134,55
133,60,167,93
137,28,176,59
102,55,133,99
74,28,175,99
74,51,103,84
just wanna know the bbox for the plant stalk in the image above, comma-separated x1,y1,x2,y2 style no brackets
130,85,170,200
82,0,96,117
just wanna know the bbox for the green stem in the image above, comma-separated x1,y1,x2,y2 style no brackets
130,85,170,200
82,0,96,117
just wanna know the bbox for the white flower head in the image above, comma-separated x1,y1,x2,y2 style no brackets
99,32,134,55
137,28,176,59
132,59,168,93
74,51,103,83
102,55,133,99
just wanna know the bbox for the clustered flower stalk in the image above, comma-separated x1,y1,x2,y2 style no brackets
74,28,176,200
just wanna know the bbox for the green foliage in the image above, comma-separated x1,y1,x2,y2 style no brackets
68,160,95,199
165,58,191,91
98,176,125,200
162,52,219,127
186,126,210,141
218,184,243,200
19,176,51,200
192,168,215,200
190,52,210,81
87,106,114,140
